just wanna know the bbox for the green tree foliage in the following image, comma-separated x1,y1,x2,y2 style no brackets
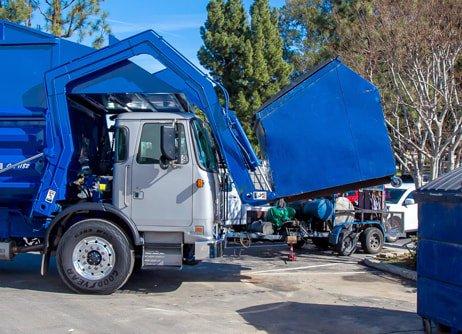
0,0,110,48
250,0,292,103
0,0,33,24
32,0,110,48
198,0,253,125
199,0,291,137
279,0,360,74
279,0,334,73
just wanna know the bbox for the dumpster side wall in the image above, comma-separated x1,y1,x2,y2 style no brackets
417,197,462,330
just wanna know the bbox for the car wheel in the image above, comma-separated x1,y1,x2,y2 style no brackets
56,218,134,294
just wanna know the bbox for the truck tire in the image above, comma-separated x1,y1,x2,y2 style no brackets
56,218,135,294
361,227,384,254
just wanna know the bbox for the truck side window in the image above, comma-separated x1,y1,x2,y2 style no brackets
191,119,218,172
114,127,128,162
137,123,188,165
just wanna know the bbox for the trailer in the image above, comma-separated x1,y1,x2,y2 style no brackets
0,21,395,293
225,197,405,256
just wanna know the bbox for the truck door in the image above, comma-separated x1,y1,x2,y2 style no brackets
130,121,193,228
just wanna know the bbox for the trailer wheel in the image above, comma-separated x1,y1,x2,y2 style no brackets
56,218,134,294
335,230,357,256
361,227,384,254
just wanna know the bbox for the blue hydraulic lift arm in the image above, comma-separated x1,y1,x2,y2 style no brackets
34,30,273,217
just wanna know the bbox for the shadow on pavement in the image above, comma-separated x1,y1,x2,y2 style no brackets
121,261,251,294
0,253,251,294
238,302,422,334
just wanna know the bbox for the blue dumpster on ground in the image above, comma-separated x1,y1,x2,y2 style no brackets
415,167,462,332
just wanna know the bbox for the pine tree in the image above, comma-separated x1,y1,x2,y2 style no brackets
0,0,33,24
198,0,254,125
199,0,292,139
250,0,292,105
32,0,111,48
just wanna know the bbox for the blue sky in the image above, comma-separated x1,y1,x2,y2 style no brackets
102,0,285,69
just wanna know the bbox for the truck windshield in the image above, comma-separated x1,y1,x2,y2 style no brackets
191,119,218,172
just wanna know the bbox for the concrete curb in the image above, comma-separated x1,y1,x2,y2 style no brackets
361,257,417,281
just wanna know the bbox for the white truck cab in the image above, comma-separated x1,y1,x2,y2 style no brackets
113,111,222,266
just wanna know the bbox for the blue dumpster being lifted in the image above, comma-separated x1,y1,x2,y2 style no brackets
415,167,462,333
255,59,396,200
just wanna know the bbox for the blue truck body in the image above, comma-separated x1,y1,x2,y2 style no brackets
415,167,462,332
0,21,395,242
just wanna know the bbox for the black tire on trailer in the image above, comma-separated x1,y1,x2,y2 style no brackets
56,218,135,294
335,230,357,256
361,227,384,254
311,237,330,250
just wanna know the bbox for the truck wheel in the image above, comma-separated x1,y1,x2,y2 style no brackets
361,227,384,254
56,218,134,294
311,237,330,250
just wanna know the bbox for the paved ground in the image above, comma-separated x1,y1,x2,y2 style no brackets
0,240,420,334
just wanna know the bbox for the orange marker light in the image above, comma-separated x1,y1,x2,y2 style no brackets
195,226,204,234
196,178,205,188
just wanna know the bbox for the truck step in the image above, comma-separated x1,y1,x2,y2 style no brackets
142,243,183,269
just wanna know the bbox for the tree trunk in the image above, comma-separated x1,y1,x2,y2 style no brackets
51,0,62,37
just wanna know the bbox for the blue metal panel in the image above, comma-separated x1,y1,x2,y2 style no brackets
415,168,462,331
256,59,395,199
0,21,92,111
153,69,203,109
0,116,45,203
418,277,462,330
70,60,178,94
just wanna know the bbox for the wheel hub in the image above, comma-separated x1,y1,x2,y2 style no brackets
370,233,381,249
72,236,116,280
87,250,102,266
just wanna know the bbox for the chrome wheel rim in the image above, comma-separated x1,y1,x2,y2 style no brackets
369,233,381,249
72,236,115,280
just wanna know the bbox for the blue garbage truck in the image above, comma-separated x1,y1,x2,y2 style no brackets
0,21,396,293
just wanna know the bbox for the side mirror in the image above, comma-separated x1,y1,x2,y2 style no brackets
403,198,415,206
160,125,178,162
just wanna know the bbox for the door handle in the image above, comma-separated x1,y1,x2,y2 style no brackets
133,191,144,199
124,165,130,207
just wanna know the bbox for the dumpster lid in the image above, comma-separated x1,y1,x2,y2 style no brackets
419,167,462,193
416,167,462,203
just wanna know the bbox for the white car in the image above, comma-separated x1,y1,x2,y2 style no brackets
385,183,418,233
